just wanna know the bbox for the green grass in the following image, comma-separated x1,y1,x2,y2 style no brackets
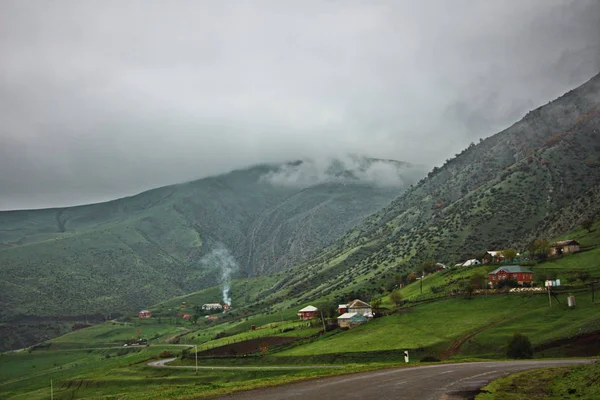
477,362,600,399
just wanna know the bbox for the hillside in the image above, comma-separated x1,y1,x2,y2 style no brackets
2,222,599,399
227,72,600,311
0,156,424,350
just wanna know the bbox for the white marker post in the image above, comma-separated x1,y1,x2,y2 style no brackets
404,350,409,363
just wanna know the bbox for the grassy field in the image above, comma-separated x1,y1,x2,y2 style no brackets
275,291,600,360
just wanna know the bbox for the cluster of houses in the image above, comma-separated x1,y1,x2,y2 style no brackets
201,303,231,312
459,240,581,288
298,299,374,329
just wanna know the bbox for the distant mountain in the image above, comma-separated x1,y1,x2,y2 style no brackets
0,155,424,347
230,72,600,311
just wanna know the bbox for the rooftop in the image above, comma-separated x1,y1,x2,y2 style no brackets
489,265,533,274
298,305,318,312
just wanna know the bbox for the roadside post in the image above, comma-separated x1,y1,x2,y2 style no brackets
404,351,409,363
195,345,198,375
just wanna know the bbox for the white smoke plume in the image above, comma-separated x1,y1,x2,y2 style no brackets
200,242,239,307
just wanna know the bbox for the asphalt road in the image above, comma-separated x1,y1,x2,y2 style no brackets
213,359,595,400
147,358,343,370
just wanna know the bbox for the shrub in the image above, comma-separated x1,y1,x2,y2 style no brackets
420,356,441,362
158,350,173,358
506,333,533,359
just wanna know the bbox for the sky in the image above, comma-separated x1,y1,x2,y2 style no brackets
1,0,599,210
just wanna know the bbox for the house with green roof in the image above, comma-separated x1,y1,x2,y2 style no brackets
488,265,534,288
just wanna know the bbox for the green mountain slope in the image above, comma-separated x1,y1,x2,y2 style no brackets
0,157,423,349
215,72,600,311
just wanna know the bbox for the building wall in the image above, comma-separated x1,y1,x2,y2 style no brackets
298,311,316,320
349,306,372,316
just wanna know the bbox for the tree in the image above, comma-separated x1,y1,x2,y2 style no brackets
506,332,533,359
501,248,518,261
528,239,549,260
406,273,418,284
470,271,487,289
581,218,594,233
370,295,382,313
390,290,403,308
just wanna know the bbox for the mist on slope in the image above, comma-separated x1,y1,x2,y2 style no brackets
259,155,426,189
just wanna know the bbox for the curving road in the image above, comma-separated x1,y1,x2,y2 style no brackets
147,358,343,370
211,359,595,400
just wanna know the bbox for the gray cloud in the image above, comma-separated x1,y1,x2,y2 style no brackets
0,0,599,210
259,155,425,188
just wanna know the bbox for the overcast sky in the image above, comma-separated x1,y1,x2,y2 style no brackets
1,0,599,210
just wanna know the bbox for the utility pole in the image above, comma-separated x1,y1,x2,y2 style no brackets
50,379,53,400
548,286,552,307
195,345,198,375
590,281,598,303
420,270,424,295
320,311,327,333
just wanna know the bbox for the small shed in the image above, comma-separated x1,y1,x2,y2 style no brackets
549,240,580,256
297,305,318,320
337,312,367,328
462,259,481,267
138,310,152,319
338,304,349,314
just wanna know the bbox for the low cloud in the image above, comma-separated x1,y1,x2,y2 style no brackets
259,155,426,189
0,0,599,209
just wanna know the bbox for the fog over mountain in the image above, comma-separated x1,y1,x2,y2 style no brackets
1,0,599,210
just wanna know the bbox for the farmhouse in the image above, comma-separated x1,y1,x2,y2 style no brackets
549,240,580,256
138,310,152,319
202,303,223,311
488,265,534,287
297,305,318,320
462,259,481,267
337,312,367,328
347,299,373,318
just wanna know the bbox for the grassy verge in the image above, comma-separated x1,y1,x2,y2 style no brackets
476,361,600,399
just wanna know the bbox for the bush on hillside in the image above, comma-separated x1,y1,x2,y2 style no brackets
506,332,533,359
496,278,519,289
158,350,173,358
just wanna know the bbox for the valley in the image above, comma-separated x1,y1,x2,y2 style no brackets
1,73,599,399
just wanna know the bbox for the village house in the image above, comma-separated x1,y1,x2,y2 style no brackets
488,265,534,287
337,312,367,328
297,305,318,320
347,299,374,318
202,303,223,311
549,240,581,256
138,310,152,319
